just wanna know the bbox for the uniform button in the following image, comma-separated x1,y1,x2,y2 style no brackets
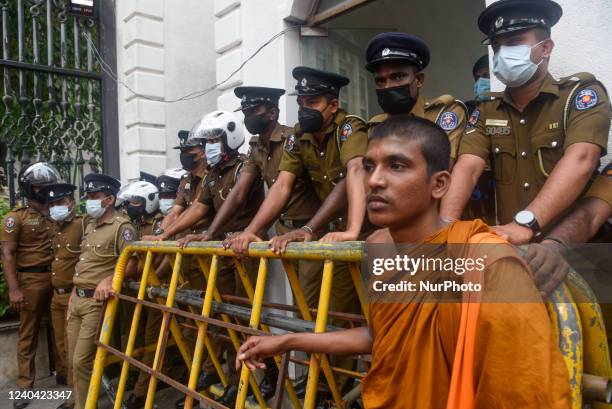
523,182,530,190
519,119,526,125
93,229,96,232
80,258,84,261
52,272,55,275
323,175,327,180
320,152,324,157
339,172,344,177
271,178,276,183
96,245,101,248
75,273,78,276
55,257,59,261
58,232,61,235
267,156,271,161
494,147,500,154
218,175,222,179
87,244,90,247
551,141,558,148
57,244,60,248
521,151,527,158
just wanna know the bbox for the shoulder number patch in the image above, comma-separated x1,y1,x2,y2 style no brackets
467,109,480,129
5,216,15,230
438,112,459,131
575,89,598,111
285,134,296,152
123,228,135,242
340,123,353,142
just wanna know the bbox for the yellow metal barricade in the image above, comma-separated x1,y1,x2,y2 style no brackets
84,241,610,409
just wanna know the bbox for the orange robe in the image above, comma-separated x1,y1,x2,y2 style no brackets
361,220,571,409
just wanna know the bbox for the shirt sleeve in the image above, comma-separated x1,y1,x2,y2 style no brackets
585,164,612,209
0,210,21,243
197,176,214,206
438,102,468,160
458,106,491,161
339,116,368,166
116,222,137,254
564,82,611,153
278,134,305,176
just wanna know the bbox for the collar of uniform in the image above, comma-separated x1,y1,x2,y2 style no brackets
97,208,123,226
299,109,348,145
191,166,206,179
496,73,560,110
410,95,426,117
258,122,283,148
217,155,240,171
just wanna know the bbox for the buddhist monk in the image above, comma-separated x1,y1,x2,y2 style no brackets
236,115,571,409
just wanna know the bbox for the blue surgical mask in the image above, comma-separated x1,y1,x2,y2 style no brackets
492,41,544,88
159,198,174,215
205,142,223,165
473,77,491,101
50,205,70,222
86,199,106,219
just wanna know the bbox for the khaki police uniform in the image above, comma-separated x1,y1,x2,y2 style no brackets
67,209,136,409
245,122,323,306
368,95,468,160
0,206,55,389
196,153,265,381
50,214,86,388
459,73,611,225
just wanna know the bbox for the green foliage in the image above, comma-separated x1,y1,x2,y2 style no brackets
0,194,11,319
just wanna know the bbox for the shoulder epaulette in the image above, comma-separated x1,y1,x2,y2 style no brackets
249,135,260,145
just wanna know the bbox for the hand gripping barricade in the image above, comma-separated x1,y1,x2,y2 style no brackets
84,241,612,409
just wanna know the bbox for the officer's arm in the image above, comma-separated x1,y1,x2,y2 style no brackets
544,196,612,246
1,241,18,291
205,171,258,239
160,204,184,230
160,201,209,240
440,154,486,220
304,178,347,234
526,142,600,229
344,157,367,237
244,171,296,235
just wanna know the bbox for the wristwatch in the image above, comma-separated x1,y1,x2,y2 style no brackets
513,210,542,237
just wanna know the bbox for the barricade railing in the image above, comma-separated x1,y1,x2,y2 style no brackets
83,241,611,409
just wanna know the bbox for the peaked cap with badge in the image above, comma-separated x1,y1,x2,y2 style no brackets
234,86,285,111
84,173,121,195
365,32,430,72
290,66,350,97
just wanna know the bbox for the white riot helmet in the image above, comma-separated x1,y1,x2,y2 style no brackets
197,110,245,151
116,181,159,215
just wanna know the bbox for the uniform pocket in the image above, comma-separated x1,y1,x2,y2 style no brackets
491,136,517,185
530,131,563,178
326,166,346,186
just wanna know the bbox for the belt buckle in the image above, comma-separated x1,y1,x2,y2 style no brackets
76,288,85,297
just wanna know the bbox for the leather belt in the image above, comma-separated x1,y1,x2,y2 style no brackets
18,265,51,273
75,288,95,298
54,287,73,295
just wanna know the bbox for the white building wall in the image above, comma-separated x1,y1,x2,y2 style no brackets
115,0,219,182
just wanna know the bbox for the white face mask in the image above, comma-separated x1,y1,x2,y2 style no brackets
86,199,106,219
492,41,544,88
159,198,175,215
50,205,71,221
205,142,223,165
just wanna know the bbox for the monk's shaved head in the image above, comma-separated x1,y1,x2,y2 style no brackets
369,115,450,176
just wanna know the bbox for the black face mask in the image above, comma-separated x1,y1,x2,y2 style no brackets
244,113,270,135
126,204,146,221
376,83,417,115
298,107,325,133
180,151,198,171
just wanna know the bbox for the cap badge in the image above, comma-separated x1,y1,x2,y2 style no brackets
49,191,55,197
300,77,307,87
241,95,247,102
382,48,391,56
160,182,165,188
495,16,504,29
88,182,94,189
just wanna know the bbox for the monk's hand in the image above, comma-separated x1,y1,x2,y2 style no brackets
142,234,165,241
9,286,25,312
224,231,262,256
269,228,313,255
524,241,570,298
491,222,534,245
236,335,286,371
94,276,115,301
177,233,206,249
319,230,358,243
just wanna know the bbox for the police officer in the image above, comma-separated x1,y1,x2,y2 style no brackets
365,32,468,163
66,173,137,409
442,0,611,244
154,110,265,406
40,183,86,409
226,68,369,403
1,163,59,409
466,54,491,115
157,168,188,218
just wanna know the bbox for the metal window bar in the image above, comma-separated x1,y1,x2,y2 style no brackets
85,241,608,409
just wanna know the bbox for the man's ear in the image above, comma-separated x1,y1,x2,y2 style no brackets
415,71,425,89
541,38,555,59
329,97,339,114
431,170,451,200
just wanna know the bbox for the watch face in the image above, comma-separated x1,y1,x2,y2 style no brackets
515,210,534,225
